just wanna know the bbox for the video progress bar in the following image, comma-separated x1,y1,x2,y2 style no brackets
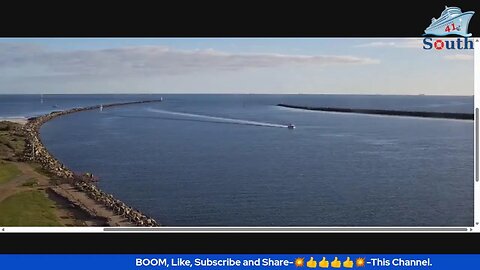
104,227,468,232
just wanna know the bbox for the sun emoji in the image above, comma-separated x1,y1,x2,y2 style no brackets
356,257,366,267
295,257,305,267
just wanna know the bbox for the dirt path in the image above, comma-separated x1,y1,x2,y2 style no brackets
52,184,133,226
0,162,135,226
0,162,81,226
14,162,49,184
19,162,136,226
0,172,31,202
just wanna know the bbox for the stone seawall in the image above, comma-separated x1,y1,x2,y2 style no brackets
277,104,474,120
22,100,163,226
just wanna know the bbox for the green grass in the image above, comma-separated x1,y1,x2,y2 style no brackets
7,138,25,155
21,178,38,187
30,163,52,177
0,162,21,184
0,190,62,226
0,127,26,158
0,121,12,131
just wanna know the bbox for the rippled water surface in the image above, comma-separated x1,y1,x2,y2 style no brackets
1,94,473,226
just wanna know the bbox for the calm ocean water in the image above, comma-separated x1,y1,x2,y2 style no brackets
0,94,474,226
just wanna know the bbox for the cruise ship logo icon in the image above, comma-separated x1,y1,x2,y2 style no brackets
423,6,474,37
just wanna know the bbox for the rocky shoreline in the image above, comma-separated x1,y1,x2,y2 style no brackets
22,100,163,227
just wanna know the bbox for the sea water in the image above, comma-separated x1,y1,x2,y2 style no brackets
0,94,473,226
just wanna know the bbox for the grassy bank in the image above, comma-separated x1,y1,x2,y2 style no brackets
0,121,62,226
0,162,20,184
0,121,26,159
0,190,62,226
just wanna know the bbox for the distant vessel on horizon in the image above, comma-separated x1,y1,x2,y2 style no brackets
287,123,295,129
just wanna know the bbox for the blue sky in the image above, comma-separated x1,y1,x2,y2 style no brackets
0,38,474,95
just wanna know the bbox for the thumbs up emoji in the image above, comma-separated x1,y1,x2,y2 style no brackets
306,257,317,268
331,257,341,268
319,257,329,268
343,257,353,268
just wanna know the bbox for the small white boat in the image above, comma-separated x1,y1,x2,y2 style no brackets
287,124,295,129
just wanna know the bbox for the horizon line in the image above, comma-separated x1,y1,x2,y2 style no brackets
0,92,473,97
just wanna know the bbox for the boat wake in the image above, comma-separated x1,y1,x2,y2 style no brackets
146,108,289,128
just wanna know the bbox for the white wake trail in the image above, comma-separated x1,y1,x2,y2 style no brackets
147,108,288,128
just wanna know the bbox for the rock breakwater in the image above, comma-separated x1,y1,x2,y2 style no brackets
22,100,163,226
277,104,474,120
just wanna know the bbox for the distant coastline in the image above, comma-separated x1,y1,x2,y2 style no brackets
0,117,27,124
0,93,473,97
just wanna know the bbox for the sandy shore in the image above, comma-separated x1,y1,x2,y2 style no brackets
0,117,28,125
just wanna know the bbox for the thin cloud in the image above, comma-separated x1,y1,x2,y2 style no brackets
355,41,397,48
0,43,379,77
444,54,474,61
354,39,421,48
